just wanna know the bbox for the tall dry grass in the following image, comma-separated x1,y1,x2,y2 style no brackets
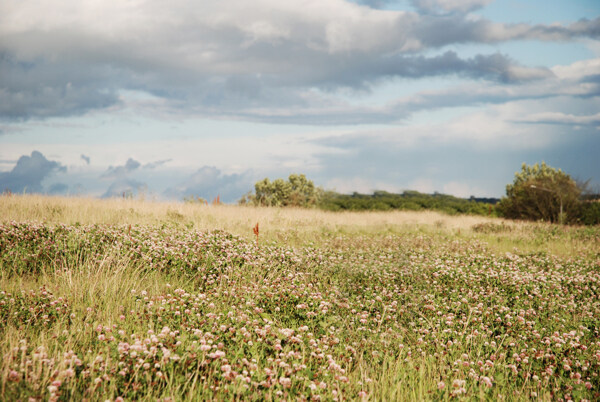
0,194,501,233
1,194,596,257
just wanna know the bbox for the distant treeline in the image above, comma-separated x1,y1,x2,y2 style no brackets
318,190,499,216
240,172,599,224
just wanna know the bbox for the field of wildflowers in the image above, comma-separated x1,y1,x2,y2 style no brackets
1,199,599,400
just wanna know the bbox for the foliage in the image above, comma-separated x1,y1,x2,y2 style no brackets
498,162,582,224
579,201,600,226
319,190,497,216
578,180,600,225
0,222,291,279
240,174,322,207
1,221,599,400
240,174,499,215
471,222,513,234
0,287,71,330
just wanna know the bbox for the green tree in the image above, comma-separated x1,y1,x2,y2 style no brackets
498,162,581,224
241,174,321,207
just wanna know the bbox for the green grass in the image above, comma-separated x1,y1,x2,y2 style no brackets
1,196,599,401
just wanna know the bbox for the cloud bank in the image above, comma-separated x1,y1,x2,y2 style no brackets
1,0,598,123
164,167,253,203
0,151,66,193
0,1,598,199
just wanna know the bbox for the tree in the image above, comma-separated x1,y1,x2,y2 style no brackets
240,174,322,207
254,177,291,207
498,162,581,224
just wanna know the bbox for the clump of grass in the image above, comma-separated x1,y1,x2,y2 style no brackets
472,222,513,234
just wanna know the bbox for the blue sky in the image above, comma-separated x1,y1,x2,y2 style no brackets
1,0,599,202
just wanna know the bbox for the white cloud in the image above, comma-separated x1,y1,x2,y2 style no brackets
551,58,600,81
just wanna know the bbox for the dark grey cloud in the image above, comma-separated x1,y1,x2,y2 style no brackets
0,53,120,121
345,51,553,85
219,59,600,125
101,158,141,179
581,74,600,84
126,47,570,126
0,150,66,193
164,166,252,203
81,154,90,165
414,16,600,48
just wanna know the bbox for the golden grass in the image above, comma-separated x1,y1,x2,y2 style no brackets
1,194,596,257
0,193,502,233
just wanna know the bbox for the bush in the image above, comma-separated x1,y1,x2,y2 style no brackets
318,190,497,216
498,162,581,224
240,174,322,207
579,201,600,225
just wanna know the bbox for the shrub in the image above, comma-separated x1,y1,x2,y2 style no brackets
579,201,600,226
240,174,322,207
498,162,581,224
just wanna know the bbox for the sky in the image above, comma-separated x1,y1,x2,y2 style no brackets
1,0,599,202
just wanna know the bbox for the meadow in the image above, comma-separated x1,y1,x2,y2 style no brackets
1,195,599,401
